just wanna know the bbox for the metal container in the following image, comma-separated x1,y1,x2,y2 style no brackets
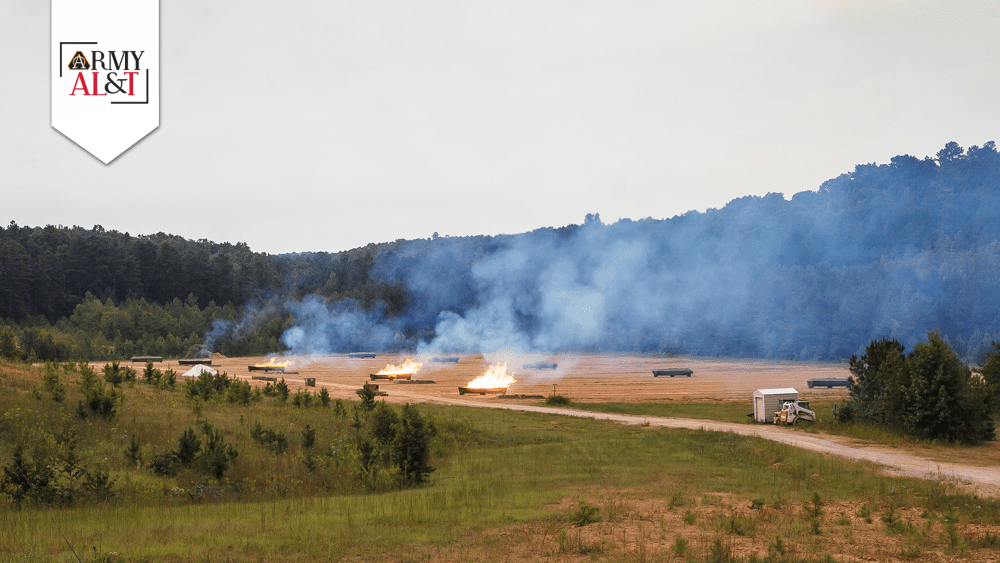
431,356,460,363
458,387,507,395
807,378,850,389
652,368,693,377
370,373,411,380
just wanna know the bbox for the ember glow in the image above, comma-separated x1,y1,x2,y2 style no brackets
466,363,516,389
377,359,423,376
255,357,295,369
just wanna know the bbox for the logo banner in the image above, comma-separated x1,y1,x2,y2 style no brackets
52,0,159,164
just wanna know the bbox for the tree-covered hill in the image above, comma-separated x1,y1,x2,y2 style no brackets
274,141,1000,361
5,141,1000,361
0,224,281,320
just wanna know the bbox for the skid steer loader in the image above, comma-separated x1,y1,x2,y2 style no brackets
773,400,816,425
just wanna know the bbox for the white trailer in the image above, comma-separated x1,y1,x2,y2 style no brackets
752,388,799,423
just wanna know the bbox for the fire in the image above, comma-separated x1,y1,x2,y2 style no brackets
377,358,423,376
466,363,516,389
256,357,294,369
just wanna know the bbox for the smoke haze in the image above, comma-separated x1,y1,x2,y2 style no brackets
238,142,1000,362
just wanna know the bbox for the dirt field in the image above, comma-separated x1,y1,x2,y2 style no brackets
161,352,854,404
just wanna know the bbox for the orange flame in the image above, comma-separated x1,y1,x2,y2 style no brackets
466,363,516,389
256,357,294,368
377,359,423,376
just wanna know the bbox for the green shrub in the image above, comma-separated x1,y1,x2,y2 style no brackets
77,363,120,419
1,439,115,509
275,378,289,402
149,450,181,477
176,428,202,466
857,503,872,523
102,361,124,387
392,404,434,484
250,421,288,454
806,491,825,518
197,423,238,479
672,536,688,556
225,380,257,406
160,368,177,389
143,362,162,384
768,536,786,559
42,362,60,391
568,503,601,526
291,390,313,407
545,394,570,406
0,326,22,360
301,425,316,449
124,435,142,465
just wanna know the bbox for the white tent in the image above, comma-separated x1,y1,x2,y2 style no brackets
182,364,218,378
752,388,799,423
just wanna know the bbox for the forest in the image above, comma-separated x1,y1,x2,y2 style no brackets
3,141,1000,362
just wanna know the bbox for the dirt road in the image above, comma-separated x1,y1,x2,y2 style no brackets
319,382,1000,498
164,354,999,497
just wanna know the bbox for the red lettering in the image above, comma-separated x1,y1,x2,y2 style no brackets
124,71,139,96
70,72,89,95
91,72,106,96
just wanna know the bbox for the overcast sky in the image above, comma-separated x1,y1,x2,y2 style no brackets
2,1,998,254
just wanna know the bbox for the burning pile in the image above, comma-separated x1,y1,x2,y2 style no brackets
248,358,295,373
370,359,423,381
459,363,516,395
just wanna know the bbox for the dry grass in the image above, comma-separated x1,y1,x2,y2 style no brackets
4,358,1000,562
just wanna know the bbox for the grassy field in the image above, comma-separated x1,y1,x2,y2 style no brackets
3,361,1000,562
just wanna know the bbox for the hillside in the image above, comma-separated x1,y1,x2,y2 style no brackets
4,141,1000,361
273,141,1000,361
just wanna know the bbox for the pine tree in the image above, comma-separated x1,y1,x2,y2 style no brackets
198,424,238,479
978,341,1000,413
175,428,202,466
275,378,289,402
903,332,995,443
392,403,434,485
847,338,906,423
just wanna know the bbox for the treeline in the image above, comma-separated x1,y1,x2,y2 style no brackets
0,223,281,321
7,141,1000,361
0,294,251,362
837,332,998,444
0,224,410,361
272,245,408,315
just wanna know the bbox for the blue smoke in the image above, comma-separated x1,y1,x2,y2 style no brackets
273,142,1000,361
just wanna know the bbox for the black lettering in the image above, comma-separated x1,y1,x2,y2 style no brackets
109,51,126,70
91,50,106,71
104,72,127,94
130,51,144,70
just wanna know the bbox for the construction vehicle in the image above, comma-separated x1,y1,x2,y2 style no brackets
773,400,816,425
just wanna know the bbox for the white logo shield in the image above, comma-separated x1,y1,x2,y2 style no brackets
52,0,159,164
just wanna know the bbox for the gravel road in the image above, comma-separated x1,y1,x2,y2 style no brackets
370,386,1000,498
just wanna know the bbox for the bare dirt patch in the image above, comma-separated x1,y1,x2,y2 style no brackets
177,352,853,404
383,493,1000,563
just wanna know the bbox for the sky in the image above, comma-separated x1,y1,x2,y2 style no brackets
2,0,999,255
